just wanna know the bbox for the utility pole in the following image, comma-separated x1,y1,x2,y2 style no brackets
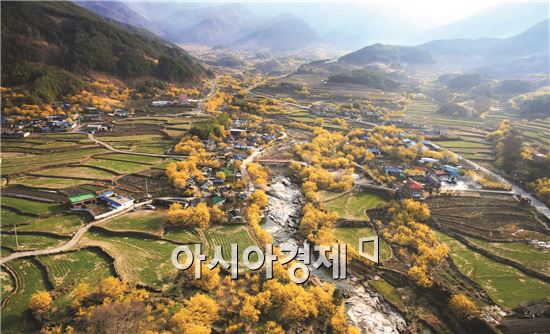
14,224,19,250
145,178,149,198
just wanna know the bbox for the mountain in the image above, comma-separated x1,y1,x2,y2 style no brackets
421,38,500,56
416,2,549,42
230,16,322,52
165,6,258,46
1,1,205,102
486,19,549,57
476,54,549,78
417,19,549,75
327,69,400,90
75,1,154,32
338,44,434,66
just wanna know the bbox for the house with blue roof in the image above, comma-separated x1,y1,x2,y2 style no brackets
443,165,460,176
368,148,381,155
385,167,403,176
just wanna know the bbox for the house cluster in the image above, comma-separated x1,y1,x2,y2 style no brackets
309,104,339,116
358,129,464,201
67,188,135,220
162,119,282,221
309,103,383,121
390,161,462,200
1,114,77,137
151,95,200,108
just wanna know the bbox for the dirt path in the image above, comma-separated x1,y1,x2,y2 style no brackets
0,201,151,265
85,133,187,159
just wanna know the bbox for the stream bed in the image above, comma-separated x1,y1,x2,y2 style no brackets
263,176,406,334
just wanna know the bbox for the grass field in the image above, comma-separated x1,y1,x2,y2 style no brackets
11,176,94,189
333,227,392,262
1,197,65,216
100,210,166,235
323,192,386,220
163,227,201,243
39,248,114,307
437,232,550,308
95,153,162,165
368,278,406,309
36,166,116,179
1,209,31,226
1,148,109,175
17,214,86,236
204,225,259,264
85,159,152,175
81,231,179,290
465,237,550,276
1,233,68,251
1,259,47,334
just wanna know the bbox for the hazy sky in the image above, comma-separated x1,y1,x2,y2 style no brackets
125,0,546,28
376,0,547,27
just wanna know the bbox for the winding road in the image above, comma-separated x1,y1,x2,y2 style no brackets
86,132,188,159
0,201,151,265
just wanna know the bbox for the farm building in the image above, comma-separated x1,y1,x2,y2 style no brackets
68,191,97,208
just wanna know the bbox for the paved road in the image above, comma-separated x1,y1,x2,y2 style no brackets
0,201,151,265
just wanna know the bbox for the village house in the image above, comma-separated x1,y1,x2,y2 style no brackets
151,100,173,107
397,179,425,200
98,191,134,210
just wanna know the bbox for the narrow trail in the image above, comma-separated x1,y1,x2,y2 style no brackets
85,133,188,159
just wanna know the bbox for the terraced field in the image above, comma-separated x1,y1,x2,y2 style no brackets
1,209,30,226
10,176,94,189
323,191,386,220
437,232,550,309
85,158,153,175
426,196,549,241
94,153,162,165
204,225,260,264
1,197,65,216
16,214,86,236
80,230,179,290
333,227,392,262
1,233,68,251
465,238,550,276
39,248,115,307
35,166,116,180
96,134,175,155
163,227,201,243
1,259,48,334
403,100,550,154
1,147,109,175
100,210,166,235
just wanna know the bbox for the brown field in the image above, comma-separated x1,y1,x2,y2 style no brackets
426,195,549,241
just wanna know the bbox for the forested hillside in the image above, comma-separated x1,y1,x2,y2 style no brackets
1,1,205,102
